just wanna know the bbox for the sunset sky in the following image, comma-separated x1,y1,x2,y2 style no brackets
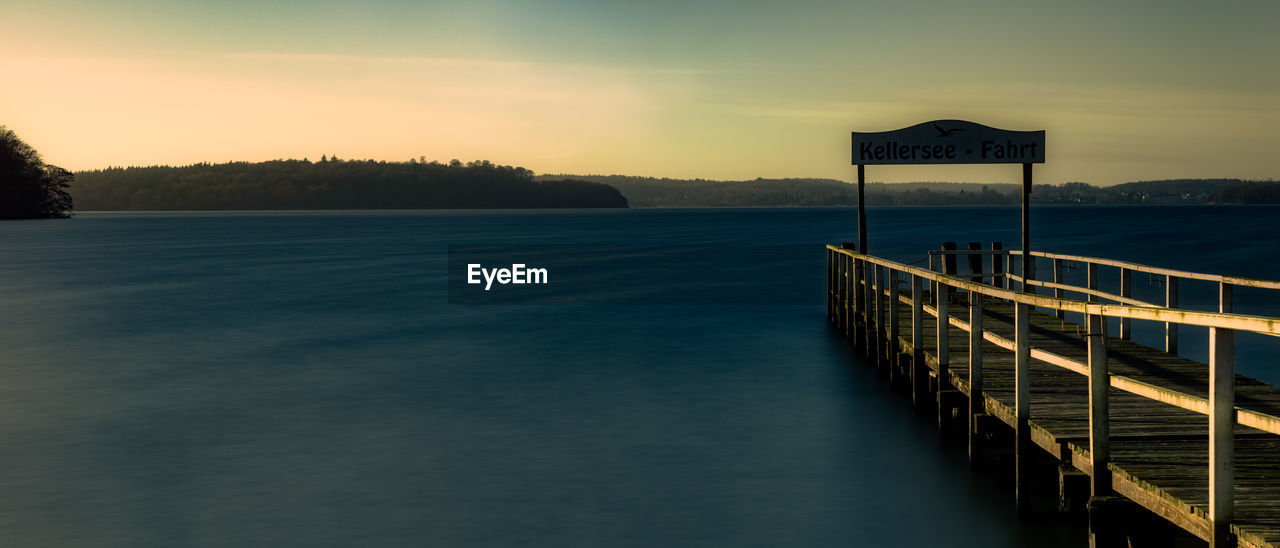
2,0,1277,185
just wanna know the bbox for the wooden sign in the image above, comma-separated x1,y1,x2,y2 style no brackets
852,120,1045,165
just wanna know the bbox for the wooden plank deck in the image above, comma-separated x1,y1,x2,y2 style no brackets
877,295,1280,547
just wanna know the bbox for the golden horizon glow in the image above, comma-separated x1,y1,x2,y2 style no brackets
2,1,1278,185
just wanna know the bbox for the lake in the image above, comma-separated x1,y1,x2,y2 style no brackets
0,205,1276,547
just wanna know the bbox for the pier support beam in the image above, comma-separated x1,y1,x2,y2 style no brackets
1053,258,1065,319
827,249,833,321
911,275,927,407
843,252,854,338
1087,262,1102,336
1086,262,1097,303
852,256,863,347
1090,496,1195,548
863,259,875,355
969,290,984,467
1015,302,1032,514
936,282,952,431
1210,282,1235,548
1120,268,1132,340
1088,313,1110,496
941,242,957,276
1059,465,1089,515
1088,496,1131,548
874,265,886,370
838,251,848,327
856,164,866,255
967,242,982,282
991,242,1004,290
1021,162,1034,294
888,269,901,382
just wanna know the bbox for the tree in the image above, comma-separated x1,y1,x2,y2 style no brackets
0,126,73,219
69,158,629,210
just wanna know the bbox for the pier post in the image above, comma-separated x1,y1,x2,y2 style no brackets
829,248,839,321
942,242,957,276
836,253,845,335
1053,258,1065,319
855,256,865,345
1166,275,1179,355
1087,262,1102,335
1087,313,1110,496
968,290,984,467
838,251,847,326
857,164,867,255
834,252,844,333
991,242,1004,290
857,256,865,339
875,265,886,369
936,242,954,359
1210,282,1235,548
936,281,952,430
834,252,844,331
1059,465,1089,514
1087,311,1118,546
1088,496,1130,548
863,261,875,355
1120,269,1131,340
847,253,857,338
1005,249,1014,294
911,274,926,407
1021,162,1034,294
1015,302,1031,513
888,269,901,380
967,242,981,282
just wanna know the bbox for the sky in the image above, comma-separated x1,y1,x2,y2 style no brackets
1,0,1277,185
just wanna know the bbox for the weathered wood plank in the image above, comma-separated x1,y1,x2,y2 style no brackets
869,290,1280,546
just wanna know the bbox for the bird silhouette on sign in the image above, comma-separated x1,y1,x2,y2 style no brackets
934,123,964,137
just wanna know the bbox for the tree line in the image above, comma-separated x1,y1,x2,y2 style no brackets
1215,181,1280,204
538,174,1277,207
71,159,628,210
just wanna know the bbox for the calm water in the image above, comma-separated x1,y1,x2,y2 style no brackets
0,205,1276,547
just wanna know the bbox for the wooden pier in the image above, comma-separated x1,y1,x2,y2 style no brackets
827,243,1280,548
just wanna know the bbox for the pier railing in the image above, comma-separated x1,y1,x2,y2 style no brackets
1012,250,1280,348
929,246,1280,347
827,244,1280,544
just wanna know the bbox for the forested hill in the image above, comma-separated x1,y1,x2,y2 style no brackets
68,161,1277,210
538,174,1276,207
549,176,1022,207
71,159,628,210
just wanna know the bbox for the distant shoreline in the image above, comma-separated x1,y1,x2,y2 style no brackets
65,160,1278,211
63,202,1280,215
70,160,629,211
539,175,1279,207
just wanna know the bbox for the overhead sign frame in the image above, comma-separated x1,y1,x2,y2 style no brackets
848,119,1046,290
